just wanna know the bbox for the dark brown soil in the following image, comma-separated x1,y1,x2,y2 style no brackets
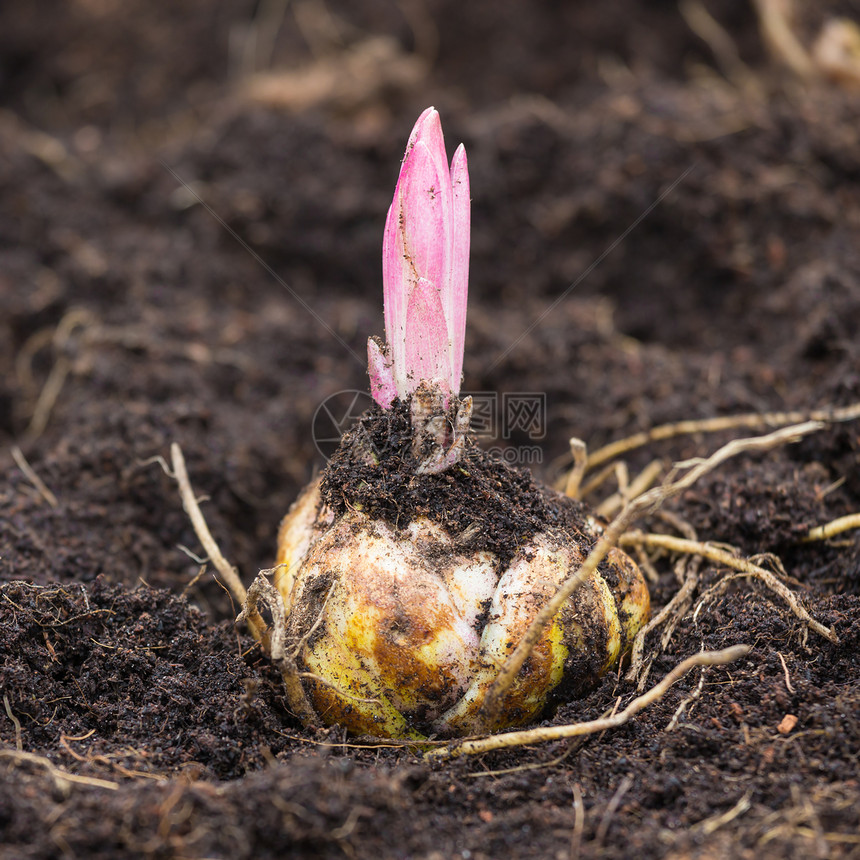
2,2,860,858
323,397,595,568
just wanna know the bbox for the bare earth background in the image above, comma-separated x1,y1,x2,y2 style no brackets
1,1,859,858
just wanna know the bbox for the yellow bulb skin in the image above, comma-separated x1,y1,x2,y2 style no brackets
276,478,649,738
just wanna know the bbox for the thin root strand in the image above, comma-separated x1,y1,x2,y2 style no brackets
481,421,824,726
429,645,751,760
621,531,838,644
170,443,248,607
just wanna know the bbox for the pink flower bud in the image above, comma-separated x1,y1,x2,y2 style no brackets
368,108,470,407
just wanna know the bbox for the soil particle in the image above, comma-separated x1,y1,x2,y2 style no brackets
2,0,860,857
0,578,300,781
321,397,593,569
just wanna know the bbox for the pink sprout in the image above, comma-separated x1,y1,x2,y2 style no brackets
368,108,470,409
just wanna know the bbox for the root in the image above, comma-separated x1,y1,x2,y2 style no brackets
0,749,119,792
665,649,708,731
10,446,57,508
621,532,837,644
165,443,277,649
777,651,796,694
17,308,96,441
697,791,753,836
753,0,816,79
557,404,852,696
480,420,824,726
570,783,585,860
575,460,626,500
167,444,343,727
595,459,663,519
580,402,860,474
17,309,254,441
804,513,860,542
624,547,701,689
236,573,318,726
680,0,756,91
288,579,336,662
3,694,23,751
169,443,249,609
563,437,588,498
429,645,750,760
693,564,836,646
595,776,634,849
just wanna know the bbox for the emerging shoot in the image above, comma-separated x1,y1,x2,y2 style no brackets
271,108,651,738
368,106,473,474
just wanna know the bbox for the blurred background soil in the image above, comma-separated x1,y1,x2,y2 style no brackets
1,1,859,857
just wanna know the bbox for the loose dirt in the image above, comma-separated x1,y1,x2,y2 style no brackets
1,2,859,858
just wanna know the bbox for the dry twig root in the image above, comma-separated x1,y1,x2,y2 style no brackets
429,645,751,760
164,400,851,742
554,407,853,690
626,533,838,645
236,572,318,726
169,443,248,606
480,420,830,728
164,444,351,727
804,513,860,542
579,401,860,474
0,749,120,793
